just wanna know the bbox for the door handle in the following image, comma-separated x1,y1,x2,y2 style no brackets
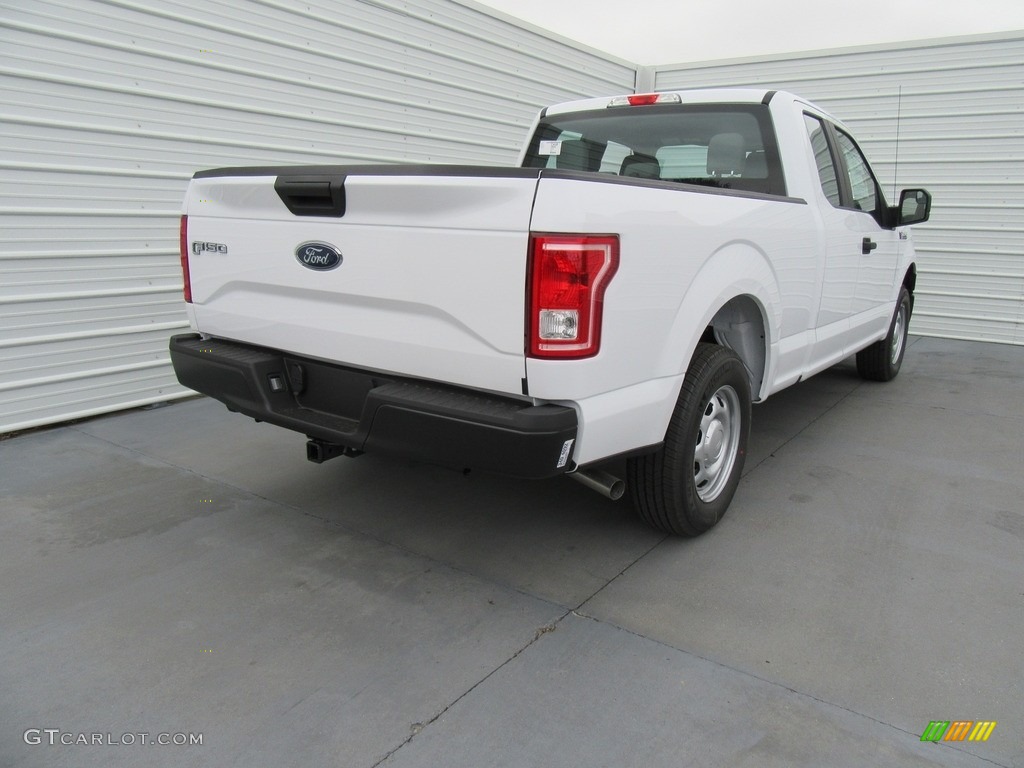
862,237,878,255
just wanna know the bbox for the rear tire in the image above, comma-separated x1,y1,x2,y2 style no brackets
857,286,911,382
627,343,751,536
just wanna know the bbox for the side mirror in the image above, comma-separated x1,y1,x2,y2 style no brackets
897,188,931,226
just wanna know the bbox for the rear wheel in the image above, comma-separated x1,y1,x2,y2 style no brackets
627,343,751,536
857,286,911,382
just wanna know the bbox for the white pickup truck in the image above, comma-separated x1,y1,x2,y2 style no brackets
170,88,931,536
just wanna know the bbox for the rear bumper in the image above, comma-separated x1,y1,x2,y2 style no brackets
169,334,577,478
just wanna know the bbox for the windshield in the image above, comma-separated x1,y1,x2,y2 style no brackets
522,103,786,196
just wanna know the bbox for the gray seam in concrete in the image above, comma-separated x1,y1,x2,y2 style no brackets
564,610,1011,768
65,360,1011,768
369,532,671,765
744,381,865,477
64,423,592,767
368,610,573,768
739,334,928,474
571,533,669,610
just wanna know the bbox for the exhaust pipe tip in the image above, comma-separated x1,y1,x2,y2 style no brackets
570,468,625,501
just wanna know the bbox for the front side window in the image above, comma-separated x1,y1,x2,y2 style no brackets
522,104,786,196
803,114,886,222
835,129,881,215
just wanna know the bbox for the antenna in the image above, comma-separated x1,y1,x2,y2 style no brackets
892,85,902,201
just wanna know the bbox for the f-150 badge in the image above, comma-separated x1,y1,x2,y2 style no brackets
191,241,227,255
295,242,342,271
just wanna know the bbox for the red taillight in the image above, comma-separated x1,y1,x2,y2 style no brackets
179,215,192,303
528,234,619,359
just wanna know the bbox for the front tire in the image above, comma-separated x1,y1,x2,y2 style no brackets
627,343,751,536
856,286,911,382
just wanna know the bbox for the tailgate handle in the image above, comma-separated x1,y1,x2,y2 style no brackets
274,175,346,217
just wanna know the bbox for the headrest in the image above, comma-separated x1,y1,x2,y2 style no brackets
707,133,745,176
620,154,660,179
555,139,602,172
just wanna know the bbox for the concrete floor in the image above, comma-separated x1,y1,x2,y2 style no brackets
1,336,1021,768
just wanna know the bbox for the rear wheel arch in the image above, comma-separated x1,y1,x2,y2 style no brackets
706,295,768,401
661,243,779,403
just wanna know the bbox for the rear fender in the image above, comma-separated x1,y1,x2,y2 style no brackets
661,243,780,403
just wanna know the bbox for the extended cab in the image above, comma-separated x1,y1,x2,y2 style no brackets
170,89,931,535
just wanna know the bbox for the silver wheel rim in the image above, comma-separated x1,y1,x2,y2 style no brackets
694,385,741,503
890,302,907,365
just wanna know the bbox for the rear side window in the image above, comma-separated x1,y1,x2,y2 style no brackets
523,104,786,196
803,114,841,207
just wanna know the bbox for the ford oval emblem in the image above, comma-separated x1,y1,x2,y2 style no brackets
295,241,342,271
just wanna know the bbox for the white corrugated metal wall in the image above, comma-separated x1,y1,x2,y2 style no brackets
0,0,637,433
3,10,1021,434
649,31,1024,345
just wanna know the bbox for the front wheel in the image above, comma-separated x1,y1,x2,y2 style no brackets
856,286,911,382
627,343,751,536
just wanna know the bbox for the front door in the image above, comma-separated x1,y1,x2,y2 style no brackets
803,113,900,357
831,127,901,333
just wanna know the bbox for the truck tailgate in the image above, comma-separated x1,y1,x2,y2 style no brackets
183,167,542,396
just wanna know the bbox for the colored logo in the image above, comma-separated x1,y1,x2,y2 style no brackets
921,721,997,742
295,242,343,271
